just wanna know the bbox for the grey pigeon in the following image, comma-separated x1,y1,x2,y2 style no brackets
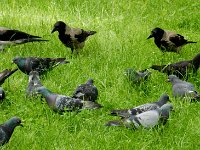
26,71,43,97
72,79,98,102
0,27,48,50
0,87,5,102
150,53,200,79
51,21,96,54
110,94,170,118
168,75,200,99
147,27,196,53
12,56,69,75
36,86,102,113
105,104,173,129
0,117,23,145
0,68,18,85
124,68,151,84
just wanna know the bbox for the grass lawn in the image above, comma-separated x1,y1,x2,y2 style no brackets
0,0,200,149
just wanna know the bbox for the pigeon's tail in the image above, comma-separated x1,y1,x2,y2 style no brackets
53,58,70,66
110,109,129,118
150,65,165,71
87,31,97,36
82,101,103,109
5,68,18,78
0,68,18,85
186,41,197,44
105,120,123,126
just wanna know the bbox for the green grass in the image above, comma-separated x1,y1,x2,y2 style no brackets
0,0,200,149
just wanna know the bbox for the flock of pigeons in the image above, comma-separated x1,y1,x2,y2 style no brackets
0,21,198,146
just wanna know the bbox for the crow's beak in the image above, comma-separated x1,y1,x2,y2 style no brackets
147,34,153,39
51,27,56,34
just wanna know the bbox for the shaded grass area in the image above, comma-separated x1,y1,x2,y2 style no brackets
0,0,200,149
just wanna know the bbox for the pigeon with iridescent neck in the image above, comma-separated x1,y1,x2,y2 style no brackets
36,86,102,113
12,56,69,75
0,117,23,145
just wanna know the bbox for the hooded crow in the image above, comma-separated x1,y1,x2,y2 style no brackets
147,27,196,53
51,21,96,54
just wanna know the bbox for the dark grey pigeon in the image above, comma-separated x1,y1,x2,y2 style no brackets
26,71,43,97
0,27,48,50
168,75,200,100
0,87,5,102
51,21,96,54
12,56,69,75
150,53,200,79
72,79,98,102
105,104,173,129
124,68,151,84
0,68,18,85
147,27,196,53
0,117,23,145
110,94,170,118
36,86,102,113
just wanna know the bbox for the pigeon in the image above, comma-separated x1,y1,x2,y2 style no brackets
105,103,173,129
51,21,97,54
0,87,5,102
147,27,196,53
150,53,200,79
0,68,18,85
167,75,200,99
36,86,102,113
0,117,23,145
124,68,151,84
0,27,48,50
12,56,69,75
72,79,98,102
26,71,43,97
110,94,170,118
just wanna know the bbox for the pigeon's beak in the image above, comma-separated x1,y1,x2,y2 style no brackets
166,78,170,82
51,27,57,34
147,34,153,39
20,120,25,127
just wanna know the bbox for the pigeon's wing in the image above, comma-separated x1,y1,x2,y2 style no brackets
134,110,160,128
129,103,159,115
55,95,83,112
173,83,195,97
